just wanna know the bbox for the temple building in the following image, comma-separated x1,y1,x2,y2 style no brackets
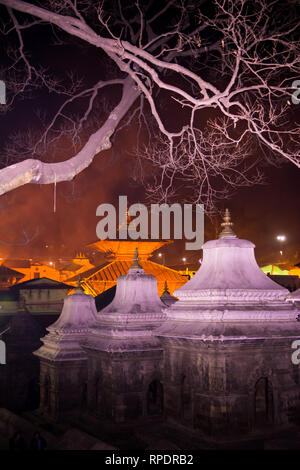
156,209,300,436
59,253,95,281
65,207,187,297
70,238,187,297
82,249,166,422
34,280,97,420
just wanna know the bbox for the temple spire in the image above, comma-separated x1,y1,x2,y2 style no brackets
219,208,236,238
130,248,143,269
162,280,170,295
75,274,84,292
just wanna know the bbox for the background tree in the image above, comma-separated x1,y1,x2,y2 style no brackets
0,0,299,211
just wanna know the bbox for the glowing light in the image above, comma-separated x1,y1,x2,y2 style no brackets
276,235,286,242
182,258,187,262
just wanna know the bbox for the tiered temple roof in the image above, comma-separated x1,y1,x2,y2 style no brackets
67,238,186,297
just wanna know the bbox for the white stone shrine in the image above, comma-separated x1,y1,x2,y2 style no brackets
156,209,300,435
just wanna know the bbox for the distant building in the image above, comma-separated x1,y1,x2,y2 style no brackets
290,265,300,278
261,264,289,275
4,259,61,282
10,277,73,328
0,264,24,288
3,253,94,285
60,253,95,281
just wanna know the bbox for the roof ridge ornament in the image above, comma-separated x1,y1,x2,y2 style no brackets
219,208,236,238
130,248,143,270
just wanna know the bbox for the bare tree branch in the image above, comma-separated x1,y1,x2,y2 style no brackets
0,77,140,194
0,0,298,209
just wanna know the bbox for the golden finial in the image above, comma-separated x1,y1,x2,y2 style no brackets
130,248,143,269
75,274,84,292
219,208,236,238
162,280,170,296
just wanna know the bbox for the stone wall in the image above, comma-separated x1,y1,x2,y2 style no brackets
160,334,300,437
86,349,163,423
39,360,88,420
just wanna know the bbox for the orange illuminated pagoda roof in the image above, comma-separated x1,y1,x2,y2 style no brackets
87,239,171,261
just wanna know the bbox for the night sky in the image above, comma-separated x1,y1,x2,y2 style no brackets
0,2,299,270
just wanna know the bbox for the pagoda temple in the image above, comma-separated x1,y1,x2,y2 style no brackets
80,239,186,297
67,211,187,297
